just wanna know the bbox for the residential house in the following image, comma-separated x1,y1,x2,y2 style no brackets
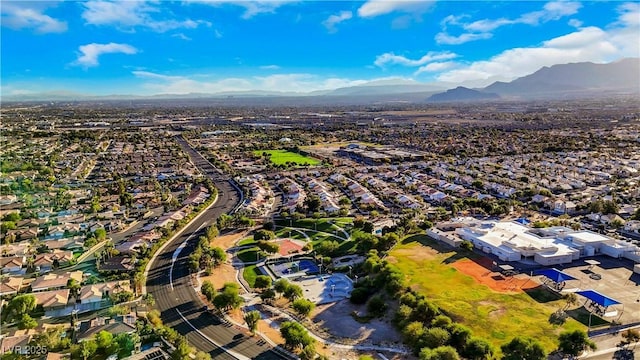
0,256,25,275
32,289,70,311
76,313,136,342
0,335,32,355
79,280,132,304
0,276,23,296
34,251,74,272
99,256,135,273
31,271,83,292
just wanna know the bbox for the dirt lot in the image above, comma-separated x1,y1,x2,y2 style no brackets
311,299,402,345
199,263,240,292
212,229,250,249
452,257,540,293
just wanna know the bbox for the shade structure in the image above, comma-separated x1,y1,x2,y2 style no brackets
534,268,577,283
576,289,621,307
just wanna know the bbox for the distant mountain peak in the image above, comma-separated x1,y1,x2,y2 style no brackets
427,86,500,102
484,58,640,98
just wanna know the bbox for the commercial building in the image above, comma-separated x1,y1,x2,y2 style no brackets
455,220,639,266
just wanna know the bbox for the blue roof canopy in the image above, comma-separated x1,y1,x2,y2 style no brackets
534,268,577,283
576,289,621,307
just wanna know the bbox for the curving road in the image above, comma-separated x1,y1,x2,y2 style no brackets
146,136,284,360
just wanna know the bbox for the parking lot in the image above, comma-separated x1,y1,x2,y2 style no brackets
559,256,640,325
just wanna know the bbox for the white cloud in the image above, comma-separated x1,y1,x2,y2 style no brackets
172,33,192,41
436,1,582,45
260,65,281,70
568,18,583,28
435,32,492,45
357,0,433,18
1,2,67,33
82,1,209,32
194,1,297,19
415,61,457,75
132,71,369,94
436,20,637,87
322,11,352,33
374,51,458,68
75,43,138,68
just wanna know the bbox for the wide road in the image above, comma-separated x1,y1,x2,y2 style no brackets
147,136,283,360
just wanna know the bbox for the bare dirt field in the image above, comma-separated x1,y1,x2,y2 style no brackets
212,229,250,249
311,299,402,345
451,258,540,293
199,263,242,292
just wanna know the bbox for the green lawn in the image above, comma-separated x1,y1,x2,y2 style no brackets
389,234,584,354
238,237,257,246
237,248,264,263
254,150,320,166
243,265,261,288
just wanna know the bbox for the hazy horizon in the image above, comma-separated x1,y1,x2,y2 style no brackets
2,1,639,98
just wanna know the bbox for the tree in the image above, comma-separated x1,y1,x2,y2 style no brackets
217,214,233,229
254,230,275,241
213,283,243,312
501,337,546,360
114,332,137,358
77,340,97,360
244,310,261,335
367,295,387,317
462,337,493,360
94,228,107,241
210,247,227,267
423,327,451,349
292,298,315,318
402,321,426,350
349,287,370,305
563,293,578,310
194,352,211,360
95,330,113,350
449,324,472,350
283,284,303,301
67,278,81,302
260,288,276,304
171,337,191,360
280,321,314,349
4,294,36,322
304,195,322,213
201,280,216,302
274,279,290,294
205,225,219,240
18,314,37,329
256,240,279,255
431,315,452,329
254,275,272,290
300,345,317,360
558,330,596,357
419,346,460,360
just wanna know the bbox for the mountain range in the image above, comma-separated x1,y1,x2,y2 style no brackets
3,58,638,103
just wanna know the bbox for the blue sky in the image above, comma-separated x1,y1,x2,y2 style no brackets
1,1,638,96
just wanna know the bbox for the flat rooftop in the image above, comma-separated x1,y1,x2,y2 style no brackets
566,231,613,244
461,221,577,256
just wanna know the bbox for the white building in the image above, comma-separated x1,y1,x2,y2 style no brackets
454,221,630,266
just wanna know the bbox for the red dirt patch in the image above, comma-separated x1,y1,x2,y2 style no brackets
452,258,539,293
275,239,305,256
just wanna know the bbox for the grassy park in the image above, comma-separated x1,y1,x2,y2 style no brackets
254,150,321,166
389,235,584,353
